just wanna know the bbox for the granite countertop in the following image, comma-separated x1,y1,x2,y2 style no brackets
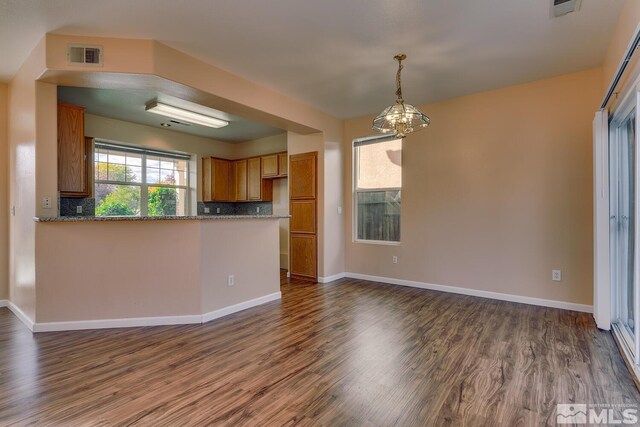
34,215,290,223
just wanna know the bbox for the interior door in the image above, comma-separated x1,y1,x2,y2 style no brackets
611,105,639,359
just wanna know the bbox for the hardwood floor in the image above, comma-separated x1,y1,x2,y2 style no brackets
1,277,639,426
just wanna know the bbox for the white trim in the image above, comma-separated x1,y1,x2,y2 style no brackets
201,292,281,323
612,322,640,385
26,292,281,333
318,273,346,283
345,273,593,313
33,314,201,332
7,301,35,332
593,109,611,330
0,299,7,308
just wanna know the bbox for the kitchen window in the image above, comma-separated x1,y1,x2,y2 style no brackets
94,141,191,217
353,136,402,243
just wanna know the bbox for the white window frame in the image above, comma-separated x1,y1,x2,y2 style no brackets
352,135,402,246
94,140,192,217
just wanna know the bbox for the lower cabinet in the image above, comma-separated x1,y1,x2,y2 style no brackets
290,234,317,279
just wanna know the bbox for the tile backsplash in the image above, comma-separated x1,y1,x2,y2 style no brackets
197,201,273,216
59,197,272,217
59,197,95,217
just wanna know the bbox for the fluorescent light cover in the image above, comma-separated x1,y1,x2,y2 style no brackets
145,101,228,128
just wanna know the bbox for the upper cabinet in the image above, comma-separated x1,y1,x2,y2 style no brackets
202,157,231,202
202,155,275,202
58,103,91,198
278,153,288,177
261,154,278,178
248,157,273,201
261,152,288,178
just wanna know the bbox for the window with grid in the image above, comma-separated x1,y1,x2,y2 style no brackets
94,141,191,217
353,136,402,243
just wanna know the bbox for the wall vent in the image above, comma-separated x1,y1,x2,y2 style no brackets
551,0,581,17
67,45,103,66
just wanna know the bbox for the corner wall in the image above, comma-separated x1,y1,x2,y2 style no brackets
0,83,8,300
343,67,602,306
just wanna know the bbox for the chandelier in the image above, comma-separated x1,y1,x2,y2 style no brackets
372,54,430,138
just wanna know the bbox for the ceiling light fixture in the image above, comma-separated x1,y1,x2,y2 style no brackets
145,101,229,129
373,54,430,138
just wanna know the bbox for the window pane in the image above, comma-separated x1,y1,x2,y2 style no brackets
356,139,402,189
148,186,187,216
147,168,160,184
147,157,160,169
95,184,140,217
160,169,176,184
127,166,142,183
95,161,108,180
108,153,126,165
357,190,400,242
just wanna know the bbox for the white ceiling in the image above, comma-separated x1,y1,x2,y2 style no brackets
57,86,284,142
0,0,624,119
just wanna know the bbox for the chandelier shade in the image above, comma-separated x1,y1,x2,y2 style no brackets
372,54,430,138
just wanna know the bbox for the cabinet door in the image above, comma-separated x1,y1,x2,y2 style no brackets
290,152,316,199
235,159,248,201
261,154,278,177
290,200,316,234
58,103,89,197
278,153,288,176
247,157,262,200
202,157,212,201
290,234,317,279
211,158,230,201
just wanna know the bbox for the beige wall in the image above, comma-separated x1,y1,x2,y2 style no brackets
602,0,640,94
0,83,8,300
200,219,279,313
232,133,287,159
35,219,279,322
344,68,602,306
7,38,49,321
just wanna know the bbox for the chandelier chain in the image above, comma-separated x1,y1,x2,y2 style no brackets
395,57,404,101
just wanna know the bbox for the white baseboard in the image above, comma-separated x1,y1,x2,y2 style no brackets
7,301,35,332
345,272,593,313
0,299,7,308
31,292,282,333
202,292,281,323
318,273,346,283
33,314,202,333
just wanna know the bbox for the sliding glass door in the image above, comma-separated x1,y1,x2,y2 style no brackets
610,96,640,363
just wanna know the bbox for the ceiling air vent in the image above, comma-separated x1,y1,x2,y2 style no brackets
67,45,103,66
551,0,581,17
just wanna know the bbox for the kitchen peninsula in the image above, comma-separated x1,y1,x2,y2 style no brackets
31,215,287,332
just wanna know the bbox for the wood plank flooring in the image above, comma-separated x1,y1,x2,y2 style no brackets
1,277,639,426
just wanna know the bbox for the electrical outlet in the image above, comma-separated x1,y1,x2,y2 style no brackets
216,207,221,214
11,206,15,216
76,205,83,214
227,275,235,287
204,207,210,214
552,270,562,282
337,206,343,215
42,197,52,209
256,207,260,213
392,256,398,264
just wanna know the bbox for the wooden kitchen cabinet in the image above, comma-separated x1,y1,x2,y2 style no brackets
202,157,231,201
289,151,318,281
58,103,91,197
234,159,248,201
261,152,288,178
261,154,278,177
278,152,288,177
247,157,273,201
